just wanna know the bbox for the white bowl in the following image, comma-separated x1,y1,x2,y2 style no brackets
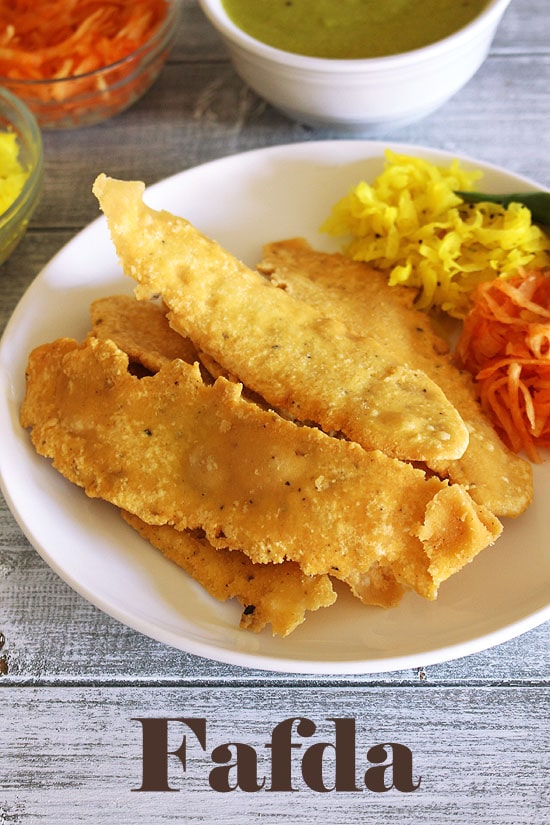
198,0,512,132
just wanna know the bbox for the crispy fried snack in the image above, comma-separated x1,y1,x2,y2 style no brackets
91,294,200,373
92,174,470,464
342,564,405,608
258,238,533,518
92,299,396,615
121,512,336,636
88,294,503,603
91,295,269,410
20,336,501,596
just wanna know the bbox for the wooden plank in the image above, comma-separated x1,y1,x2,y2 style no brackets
0,6,548,792
0,686,547,823
483,0,550,53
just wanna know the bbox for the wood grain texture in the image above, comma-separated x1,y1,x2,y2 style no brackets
1,686,548,824
0,1,549,819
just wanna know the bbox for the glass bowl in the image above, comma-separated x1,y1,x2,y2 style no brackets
0,0,181,130
0,87,43,266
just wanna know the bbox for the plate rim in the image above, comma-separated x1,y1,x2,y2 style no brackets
1,139,549,674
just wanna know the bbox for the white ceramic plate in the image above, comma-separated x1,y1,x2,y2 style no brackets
1,140,549,674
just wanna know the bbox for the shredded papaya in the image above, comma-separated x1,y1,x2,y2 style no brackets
322,151,550,320
456,269,550,462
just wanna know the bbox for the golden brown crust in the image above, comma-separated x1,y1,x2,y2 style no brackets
340,564,405,609
20,181,529,636
258,238,533,517
90,294,200,372
121,512,337,636
20,336,500,593
92,174,470,464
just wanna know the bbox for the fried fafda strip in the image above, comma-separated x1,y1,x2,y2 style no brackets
121,512,336,636
90,294,290,410
88,298,401,611
86,294,501,603
21,336,501,593
91,297,337,634
92,174,469,464
336,480,504,602
91,294,200,374
343,564,405,609
258,238,533,518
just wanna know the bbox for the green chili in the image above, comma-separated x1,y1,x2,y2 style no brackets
454,190,550,227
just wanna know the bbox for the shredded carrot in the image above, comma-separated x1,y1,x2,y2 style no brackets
0,0,171,126
0,1,169,79
456,268,550,462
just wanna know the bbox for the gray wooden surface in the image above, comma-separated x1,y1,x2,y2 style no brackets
1,1,549,822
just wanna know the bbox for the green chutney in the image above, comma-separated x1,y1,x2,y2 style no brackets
222,0,490,59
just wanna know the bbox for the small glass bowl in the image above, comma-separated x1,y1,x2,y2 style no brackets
0,0,181,130
0,87,43,266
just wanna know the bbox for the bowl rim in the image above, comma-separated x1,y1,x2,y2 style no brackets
0,0,181,88
198,0,513,69
0,87,43,230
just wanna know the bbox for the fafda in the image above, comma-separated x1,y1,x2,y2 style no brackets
132,716,421,794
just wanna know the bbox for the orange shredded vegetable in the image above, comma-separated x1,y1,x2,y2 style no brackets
456,269,550,462
0,0,168,81
0,0,172,127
